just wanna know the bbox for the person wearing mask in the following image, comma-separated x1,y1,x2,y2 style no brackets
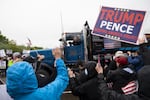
68,61,100,100
6,47,69,100
95,63,150,100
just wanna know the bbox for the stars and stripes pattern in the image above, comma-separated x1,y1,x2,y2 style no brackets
122,80,138,95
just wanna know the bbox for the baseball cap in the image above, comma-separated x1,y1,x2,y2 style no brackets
115,56,128,66
114,51,124,59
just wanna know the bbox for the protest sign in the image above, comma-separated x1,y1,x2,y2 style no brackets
93,6,146,44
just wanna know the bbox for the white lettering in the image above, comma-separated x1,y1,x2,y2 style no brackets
100,20,107,28
120,24,127,33
126,25,134,34
99,21,134,34
112,23,120,32
106,22,113,30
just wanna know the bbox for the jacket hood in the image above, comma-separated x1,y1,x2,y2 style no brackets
85,61,97,79
6,61,38,98
138,65,150,98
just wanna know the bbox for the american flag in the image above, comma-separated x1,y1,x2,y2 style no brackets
122,80,138,95
27,37,32,46
104,38,121,49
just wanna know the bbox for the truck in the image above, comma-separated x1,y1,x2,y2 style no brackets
29,22,105,69
29,2,150,99
29,21,150,72
29,22,104,100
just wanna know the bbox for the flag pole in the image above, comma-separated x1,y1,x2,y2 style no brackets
26,37,39,55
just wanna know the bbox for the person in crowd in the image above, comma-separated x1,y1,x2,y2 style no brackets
0,56,8,77
22,54,45,71
139,43,150,66
127,50,144,72
71,60,85,76
6,47,69,100
68,61,100,100
95,63,150,100
104,51,124,76
22,53,57,88
12,52,22,63
106,53,137,94
7,56,13,67
72,35,81,45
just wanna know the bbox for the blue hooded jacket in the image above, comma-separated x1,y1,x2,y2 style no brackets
128,55,144,71
6,59,69,100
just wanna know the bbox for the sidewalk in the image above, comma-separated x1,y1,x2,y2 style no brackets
0,71,6,84
0,76,6,84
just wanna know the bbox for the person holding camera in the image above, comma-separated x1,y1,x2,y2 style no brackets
6,47,69,100
95,63,150,100
68,61,100,100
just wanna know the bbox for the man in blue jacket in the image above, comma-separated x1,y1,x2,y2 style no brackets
6,47,69,100
127,50,144,72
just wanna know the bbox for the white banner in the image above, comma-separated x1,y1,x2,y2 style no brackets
0,49,6,57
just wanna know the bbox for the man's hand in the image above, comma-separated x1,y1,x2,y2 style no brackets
127,51,132,56
68,68,75,78
52,47,62,60
95,63,103,74
37,54,45,61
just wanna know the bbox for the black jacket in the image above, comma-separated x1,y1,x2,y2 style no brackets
69,77,100,100
104,60,117,76
97,74,149,100
69,61,100,100
106,65,137,93
139,43,150,66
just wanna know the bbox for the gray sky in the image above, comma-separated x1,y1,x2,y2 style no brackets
0,0,149,48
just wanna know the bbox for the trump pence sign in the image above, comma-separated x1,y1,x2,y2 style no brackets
93,6,146,44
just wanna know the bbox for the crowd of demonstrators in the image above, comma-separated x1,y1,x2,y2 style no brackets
0,42,149,100
67,46,150,99
94,43,150,100
6,47,69,100
68,61,100,100
1,52,25,72
95,62,150,100
106,52,137,94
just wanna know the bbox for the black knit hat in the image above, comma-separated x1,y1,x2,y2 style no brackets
23,56,36,63
76,61,97,84
85,61,97,79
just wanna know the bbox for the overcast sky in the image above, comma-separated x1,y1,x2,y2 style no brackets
0,0,150,48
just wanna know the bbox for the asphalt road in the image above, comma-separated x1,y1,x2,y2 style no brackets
61,93,79,100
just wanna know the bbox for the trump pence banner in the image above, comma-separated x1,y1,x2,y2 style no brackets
93,6,146,45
